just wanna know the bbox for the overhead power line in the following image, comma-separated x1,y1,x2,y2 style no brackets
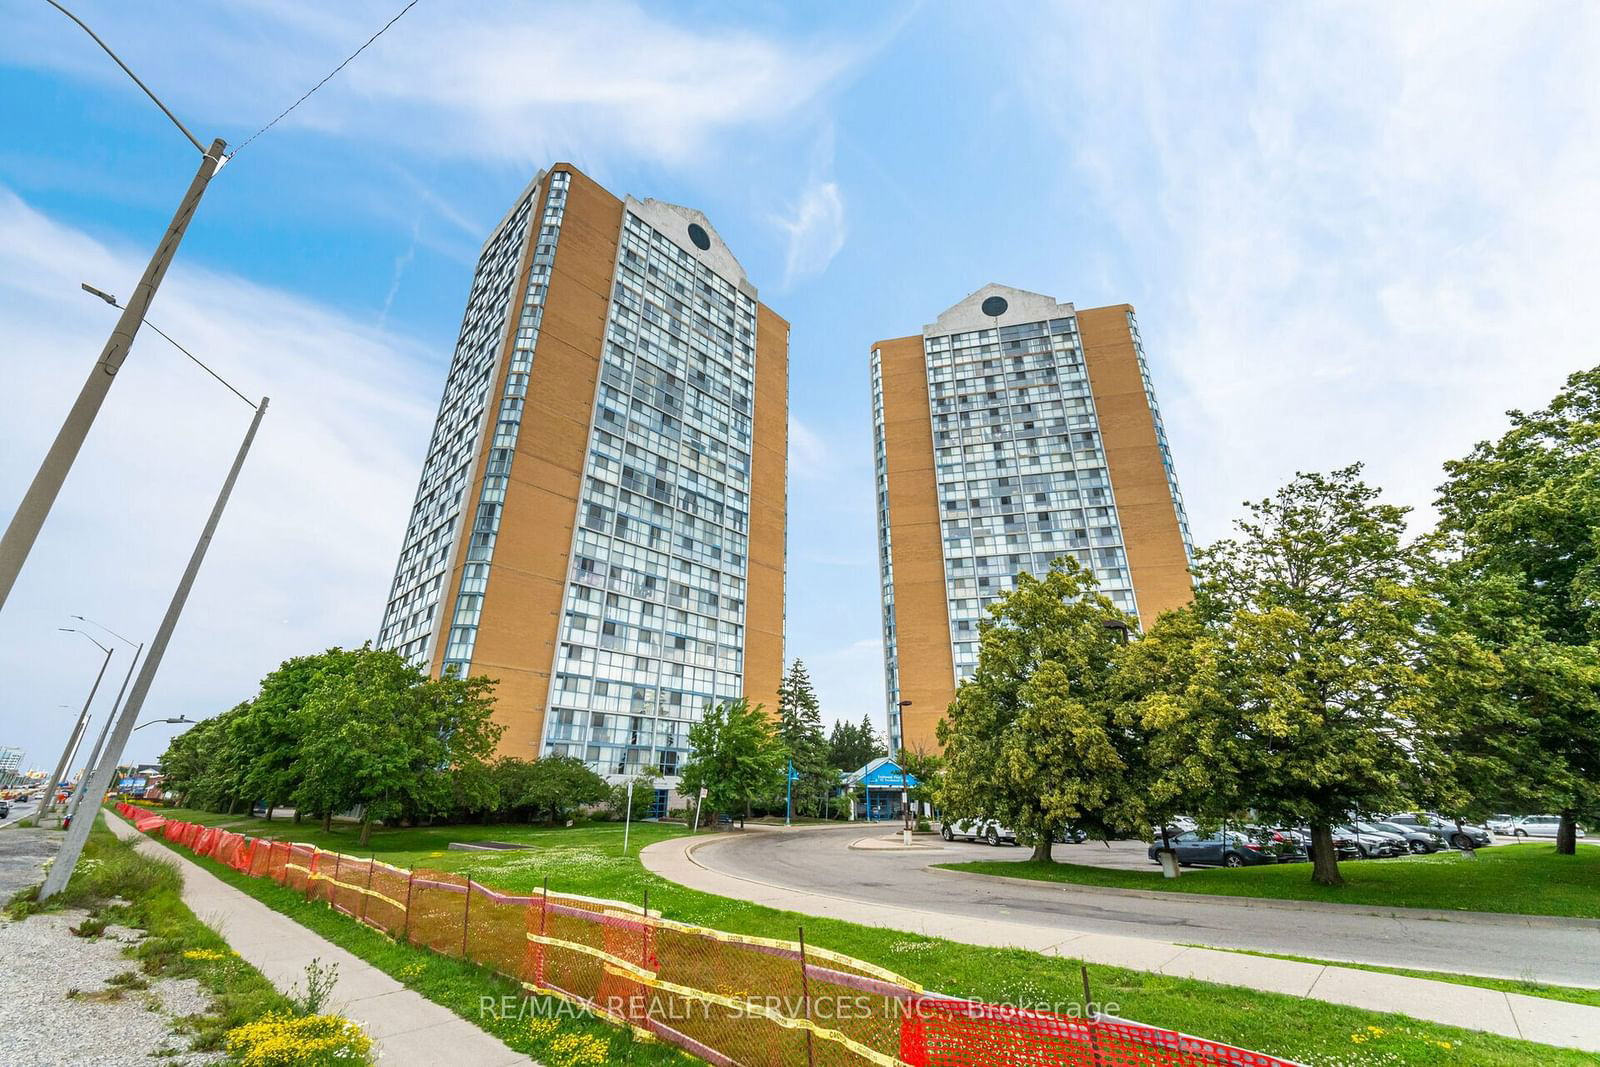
229,0,422,160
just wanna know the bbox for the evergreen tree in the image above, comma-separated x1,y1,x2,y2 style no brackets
777,660,830,816
827,715,884,773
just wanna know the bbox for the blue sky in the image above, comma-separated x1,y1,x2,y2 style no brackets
3,2,1598,769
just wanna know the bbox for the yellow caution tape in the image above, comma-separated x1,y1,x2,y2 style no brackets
522,931,909,1067
651,916,922,991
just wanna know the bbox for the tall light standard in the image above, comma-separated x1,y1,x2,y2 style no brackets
39,394,268,901
40,632,114,821
63,617,144,824
897,700,913,845
0,2,225,613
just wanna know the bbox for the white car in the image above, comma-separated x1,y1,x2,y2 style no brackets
1486,814,1516,835
1511,815,1586,839
941,819,1017,846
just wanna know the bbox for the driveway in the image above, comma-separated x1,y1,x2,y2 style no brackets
682,824,1600,987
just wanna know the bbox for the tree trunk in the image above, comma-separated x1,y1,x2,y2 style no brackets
1030,835,1053,863
264,806,273,822
1557,809,1578,856
358,811,373,848
1309,823,1344,886
322,811,333,833
293,809,302,825
227,796,239,815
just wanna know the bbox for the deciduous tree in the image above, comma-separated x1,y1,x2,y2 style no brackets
937,559,1141,862
1191,466,1430,885
1432,369,1600,852
679,699,785,827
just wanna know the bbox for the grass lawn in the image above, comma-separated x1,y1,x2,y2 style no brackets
939,842,1600,918
1177,944,1600,1010
134,806,1593,1066
7,822,292,1053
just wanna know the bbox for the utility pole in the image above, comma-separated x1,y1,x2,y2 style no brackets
0,138,226,613
65,641,143,824
40,398,268,902
39,641,114,820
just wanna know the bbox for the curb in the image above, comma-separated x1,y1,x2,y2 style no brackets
927,864,1600,930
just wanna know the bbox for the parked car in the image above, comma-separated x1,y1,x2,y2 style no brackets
1385,813,1492,849
1511,815,1587,840
1151,816,1198,837
1290,826,1361,860
1486,814,1517,835
0,800,9,818
1366,820,1441,854
1053,825,1088,845
1241,825,1310,862
1339,823,1405,858
1148,829,1304,868
942,819,1017,846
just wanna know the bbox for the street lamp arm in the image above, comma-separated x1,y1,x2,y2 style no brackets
71,614,138,647
40,0,205,154
59,627,111,654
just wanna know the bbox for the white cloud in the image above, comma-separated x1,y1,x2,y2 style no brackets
0,189,436,768
775,180,848,286
4,2,862,166
788,416,832,481
1018,4,1600,542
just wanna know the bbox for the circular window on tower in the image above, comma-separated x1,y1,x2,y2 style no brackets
981,295,1009,318
687,223,711,251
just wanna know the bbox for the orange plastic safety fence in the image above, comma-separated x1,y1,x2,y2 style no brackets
123,811,1302,1067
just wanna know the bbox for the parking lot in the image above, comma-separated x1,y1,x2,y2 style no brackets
934,828,1533,871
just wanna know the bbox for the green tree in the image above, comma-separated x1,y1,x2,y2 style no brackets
233,649,359,821
937,559,1141,862
777,660,831,817
679,699,785,827
605,773,657,822
159,711,236,809
1192,466,1430,885
1433,368,1600,853
1111,606,1247,858
292,647,503,845
517,755,608,824
896,744,943,826
484,757,542,822
826,714,884,774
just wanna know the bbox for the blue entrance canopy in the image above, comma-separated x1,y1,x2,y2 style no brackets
844,756,919,790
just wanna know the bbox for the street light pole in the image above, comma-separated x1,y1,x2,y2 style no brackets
0,137,226,613
40,636,114,821
40,397,268,902
896,700,913,846
65,640,144,823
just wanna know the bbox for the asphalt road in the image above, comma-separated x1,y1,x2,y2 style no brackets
695,826,1600,987
0,798,39,829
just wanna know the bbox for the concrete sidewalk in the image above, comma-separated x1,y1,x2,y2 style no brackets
105,811,532,1066
641,831,1600,1055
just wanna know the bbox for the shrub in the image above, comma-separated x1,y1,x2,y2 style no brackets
224,1012,372,1066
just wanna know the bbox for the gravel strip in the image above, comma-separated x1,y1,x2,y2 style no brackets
0,909,226,1066
0,827,61,901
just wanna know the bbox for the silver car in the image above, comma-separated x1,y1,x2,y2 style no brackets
1511,815,1587,839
